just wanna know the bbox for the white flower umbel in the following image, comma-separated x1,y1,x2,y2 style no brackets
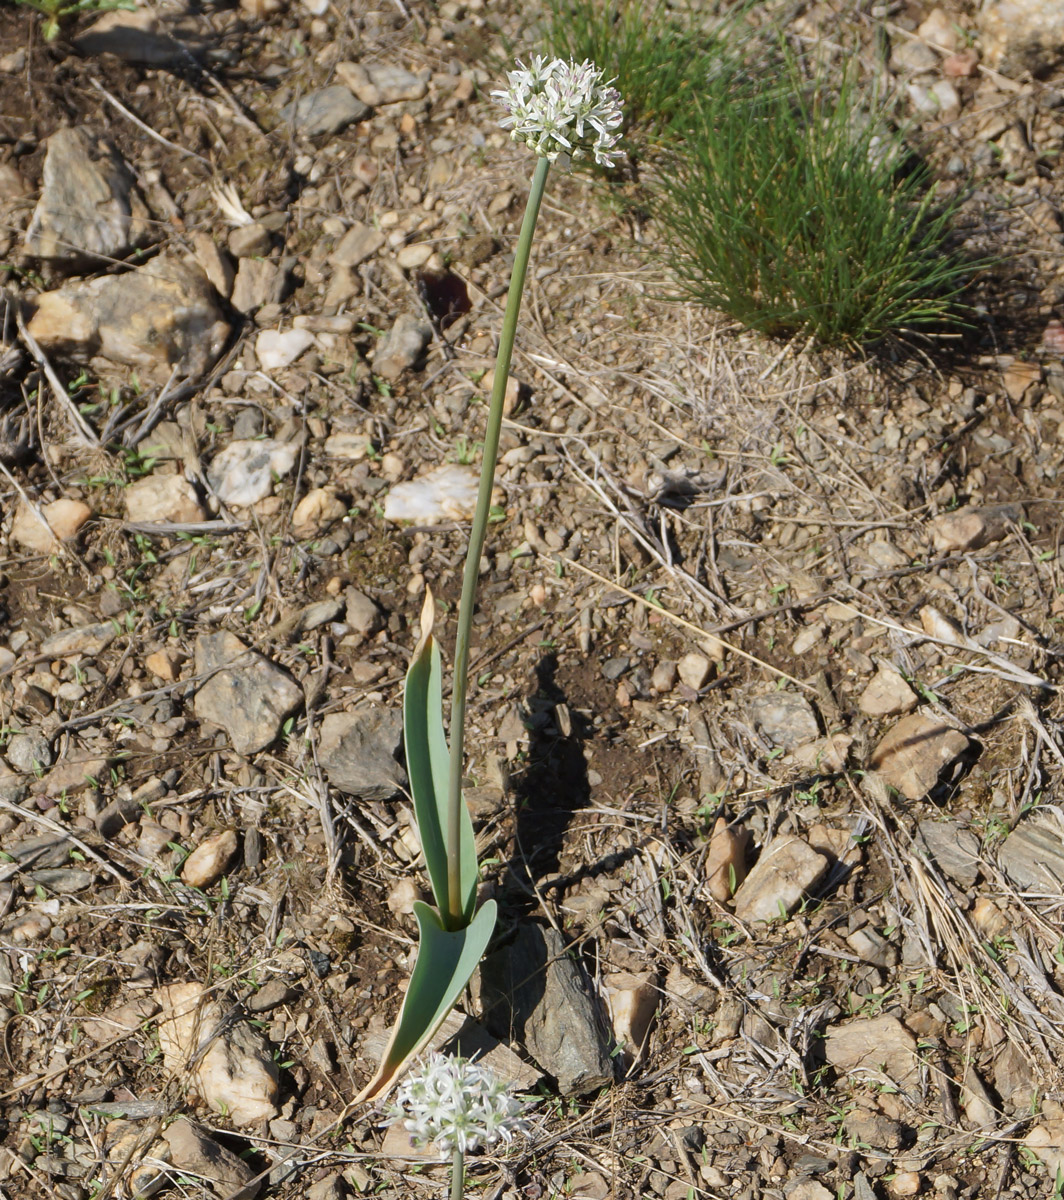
387,1053,528,1156
492,55,624,169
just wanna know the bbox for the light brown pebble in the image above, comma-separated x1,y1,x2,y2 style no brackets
181,829,238,889
891,1171,922,1196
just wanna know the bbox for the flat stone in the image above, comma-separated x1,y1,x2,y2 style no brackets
1025,1122,1064,1178
280,86,369,137
344,588,382,637
869,713,970,801
231,257,287,314
327,221,386,268
28,254,230,382
228,221,273,259
11,498,92,553
27,867,94,893
125,474,205,524
999,813,1064,890
207,439,298,506
858,662,918,716
917,819,982,887
477,923,613,1095
930,504,1022,553
746,691,819,750
677,652,712,691
384,464,478,524
24,126,148,267
246,979,298,1013
73,9,201,65
193,632,302,755
39,755,110,795
41,622,116,658
162,1118,262,1197
732,835,828,923
336,60,427,106
324,431,370,460
845,927,897,968
158,984,279,1128
704,816,750,902
994,1042,1037,1111
823,1015,919,1090
181,829,238,889
318,707,405,800
373,312,432,380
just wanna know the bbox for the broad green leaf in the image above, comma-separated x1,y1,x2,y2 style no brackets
404,593,478,923
354,899,497,1103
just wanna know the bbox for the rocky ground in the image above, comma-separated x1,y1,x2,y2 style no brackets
1,0,1064,1198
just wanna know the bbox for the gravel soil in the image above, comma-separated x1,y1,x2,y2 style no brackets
2,2,1064,1199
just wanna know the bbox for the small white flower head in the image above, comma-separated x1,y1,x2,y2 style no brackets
492,55,624,170
386,1053,529,1156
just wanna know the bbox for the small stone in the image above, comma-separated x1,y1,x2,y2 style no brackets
328,221,386,268
25,127,148,267
677,652,712,691
891,1172,922,1197
145,648,182,681
73,9,200,65
384,464,479,523
733,835,828,922
1001,359,1042,402
858,662,918,716
373,312,432,380
823,1015,919,1090
961,1064,998,1128
651,660,678,692
930,504,1022,552
228,222,273,258
892,38,939,72
917,819,981,887
193,632,303,755
125,474,205,524
979,0,1064,76
380,1122,442,1161
336,61,427,106
231,257,285,314
256,328,315,371
788,1184,834,1200
396,243,434,270
11,499,92,553
207,439,299,506
247,979,297,1013
869,714,970,800
344,588,382,636
845,926,897,968
704,817,750,902
6,730,53,774
918,7,961,49
292,487,346,536
746,691,819,750
158,984,279,1128
605,971,658,1058
943,48,980,75
280,86,370,137
191,232,235,299
318,707,406,799
324,431,370,459
307,1174,346,1200
41,622,116,658
843,1107,905,1151
95,797,141,839
386,877,423,916
181,829,238,889
999,814,1064,890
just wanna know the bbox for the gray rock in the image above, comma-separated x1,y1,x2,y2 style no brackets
891,38,940,72
27,868,94,893
40,622,117,658
231,257,289,315
6,730,54,774
999,812,1064,890
336,61,427,105
374,312,432,380
344,588,382,637
993,1041,1037,1112
732,835,828,923
842,1107,904,1151
746,691,819,750
318,707,405,800
302,598,345,631
27,254,230,383
307,1175,346,1200
72,9,199,65
845,926,898,968
979,0,1064,76
228,221,273,258
823,1015,919,1091
7,833,75,869
24,127,149,267
95,796,141,839
0,766,28,803
477,923,613,1095
328,222,386,269
161,1119,261,1199
868,714,970,800
193,632,303,755
281,87,369,137
207,439,298,507
917,818,982,887
246,979,298,1013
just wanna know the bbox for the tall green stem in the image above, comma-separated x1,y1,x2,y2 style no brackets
445,155,551,927
449,1149,465,1200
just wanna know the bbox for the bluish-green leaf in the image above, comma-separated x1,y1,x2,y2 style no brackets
404,597,478,922
354,899,497,1102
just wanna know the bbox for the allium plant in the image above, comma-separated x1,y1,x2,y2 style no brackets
357,58,623,1118
387,1054,528,1200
